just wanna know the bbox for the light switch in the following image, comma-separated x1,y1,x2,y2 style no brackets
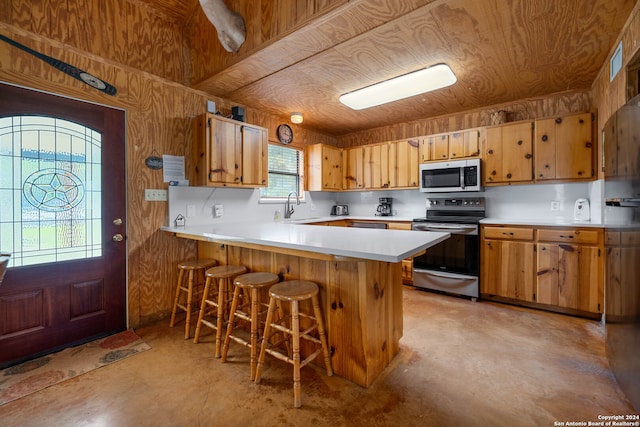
214,204,224,217
186,205,196,218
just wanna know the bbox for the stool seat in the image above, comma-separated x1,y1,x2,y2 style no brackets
268,280,318,301
255,280,333,408
170,258,218,339
235,272,280,288
193,264,248,357
206,264,248,279
222,271,280,380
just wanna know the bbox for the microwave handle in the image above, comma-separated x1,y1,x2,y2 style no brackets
460,167,465,190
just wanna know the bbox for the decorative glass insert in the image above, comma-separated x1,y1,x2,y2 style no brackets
0,116,102,267
260,144,303,199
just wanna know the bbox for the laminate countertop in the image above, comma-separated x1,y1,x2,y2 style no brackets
161,221,449,263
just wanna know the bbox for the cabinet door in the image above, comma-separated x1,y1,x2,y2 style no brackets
482,239,535,301
389,139,419,188
484,127,503,184
420,134,448,162
241,125,268,186
450,129,480,159
502,122,533,183
324,145,343,190
536,243,601,312
364,143,389,189
535,113,593,181
343,147,364,189
209,118,240,184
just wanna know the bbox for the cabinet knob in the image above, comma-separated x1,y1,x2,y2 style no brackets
488,149,494,155
541,135,548,142
525,153,532,159
506,173,512,179
517,140,523,145
555,117,562,124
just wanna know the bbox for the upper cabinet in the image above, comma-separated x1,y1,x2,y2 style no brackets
192,114,268,187
484,121,534,185
307,144,343,191
363,143,390,189
389,138,419,188
343,146,365,190
534,112,594,181
420,129,481,162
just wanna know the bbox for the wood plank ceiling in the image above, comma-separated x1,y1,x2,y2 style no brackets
141,0,636,136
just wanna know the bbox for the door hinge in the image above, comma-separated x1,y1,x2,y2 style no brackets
598,248,601,257
533,293,536,301
207,118,211,128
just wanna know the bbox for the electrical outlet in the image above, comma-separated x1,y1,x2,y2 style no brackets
145,189,167,201
550,201,561,211
186,205,196,218
214,204,224,217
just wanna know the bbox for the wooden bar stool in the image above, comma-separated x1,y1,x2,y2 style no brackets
193,264,248,358
254,280,333,408
221,271,279,380
169,259,217,339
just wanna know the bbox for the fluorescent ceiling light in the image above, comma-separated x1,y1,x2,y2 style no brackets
339,63,457,110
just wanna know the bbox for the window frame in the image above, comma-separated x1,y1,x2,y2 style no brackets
259,143,305,203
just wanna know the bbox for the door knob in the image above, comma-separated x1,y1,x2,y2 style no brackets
113,218,123,226
112,234,124,242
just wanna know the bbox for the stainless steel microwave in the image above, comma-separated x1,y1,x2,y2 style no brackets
419,158,482,193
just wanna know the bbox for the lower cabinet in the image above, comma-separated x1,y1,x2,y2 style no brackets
481,225,604,316
387,222,414,283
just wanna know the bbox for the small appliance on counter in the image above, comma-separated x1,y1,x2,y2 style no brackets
376,197,393,216
331,204,349,216
574,198,590,222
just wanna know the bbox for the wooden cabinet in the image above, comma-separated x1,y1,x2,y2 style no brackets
420,134,448,162
363,143,390,189
534,112,594,181
536,227,603,313
484,121,534,185
192,113,268,187
605,231,640,319
449,129,481,159
388,138,419,188
481,225,535,302
420,129,481,163
343,146,365,190
306,144,342,191
481,224,604,316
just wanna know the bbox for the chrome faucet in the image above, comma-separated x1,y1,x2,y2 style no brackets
284,191,300,219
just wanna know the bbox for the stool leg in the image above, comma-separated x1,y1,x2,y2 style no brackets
250,288,260,381
214,277,226,358
312,294,333,377
255,296,277,383
221,286,241,362
193,276,212,344
169,269,185,328
184,270,196,339
292,300,301,408
276,300,291,358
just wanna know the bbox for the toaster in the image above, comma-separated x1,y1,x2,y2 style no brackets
331,205,349,216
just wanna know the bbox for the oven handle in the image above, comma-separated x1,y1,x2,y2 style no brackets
413,269,477,281
416,225,476,234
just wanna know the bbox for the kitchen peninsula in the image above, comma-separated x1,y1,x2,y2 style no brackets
162,221,449,387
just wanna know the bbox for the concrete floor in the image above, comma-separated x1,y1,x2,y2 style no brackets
0,287,635,427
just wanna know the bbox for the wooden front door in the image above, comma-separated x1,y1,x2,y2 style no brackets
0,83,126,367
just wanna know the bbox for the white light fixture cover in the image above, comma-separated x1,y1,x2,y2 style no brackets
290,112,303,124
339,64,457,110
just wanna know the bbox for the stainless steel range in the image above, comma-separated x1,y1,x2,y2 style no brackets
411,197,485,300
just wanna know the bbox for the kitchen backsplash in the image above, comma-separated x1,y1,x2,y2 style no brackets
168,180,603,226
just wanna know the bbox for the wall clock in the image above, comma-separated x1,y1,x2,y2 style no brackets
277,124,293,144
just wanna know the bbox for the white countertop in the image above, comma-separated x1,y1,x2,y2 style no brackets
289,215,416,223
161,221,449,263
480,217,604,228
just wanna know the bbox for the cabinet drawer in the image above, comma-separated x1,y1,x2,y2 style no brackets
483,226,534,240
537,228,600,244
388,222,412,230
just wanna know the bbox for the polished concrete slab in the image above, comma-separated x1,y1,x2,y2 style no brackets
0,288,634,426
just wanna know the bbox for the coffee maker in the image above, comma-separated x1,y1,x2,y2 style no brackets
376,197,393,216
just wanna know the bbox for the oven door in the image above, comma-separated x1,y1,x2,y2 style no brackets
412,231,479,276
